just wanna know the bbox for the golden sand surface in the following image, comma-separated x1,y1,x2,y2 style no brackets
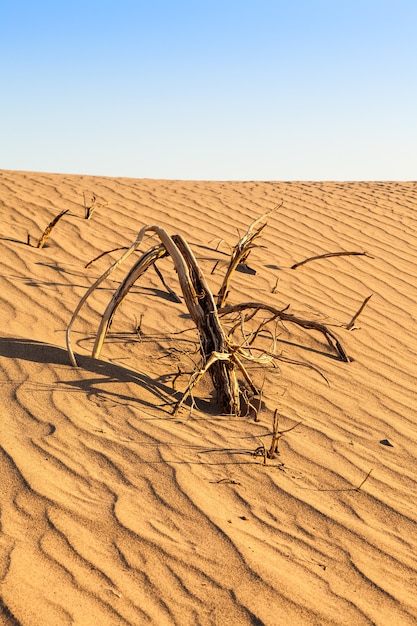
0,170,416,625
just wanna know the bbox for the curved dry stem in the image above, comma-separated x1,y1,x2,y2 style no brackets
291,250,372,270
37,209,69,249
219,301,350,362
92,243,168,358
66,224,155,366
84,247,128,269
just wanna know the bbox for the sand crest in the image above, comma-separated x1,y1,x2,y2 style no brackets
0,170,416,625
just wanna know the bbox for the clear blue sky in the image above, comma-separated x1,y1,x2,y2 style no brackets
1,1,416,180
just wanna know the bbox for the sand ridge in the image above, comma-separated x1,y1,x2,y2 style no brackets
0,170,416,625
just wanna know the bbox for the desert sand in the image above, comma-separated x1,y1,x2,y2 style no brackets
0,170,416,625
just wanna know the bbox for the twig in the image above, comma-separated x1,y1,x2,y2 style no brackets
248,313,280,346
217,222,266,307
355,468,373,491
254,437,268,465
298,467,374,492
253,412,301,462
346,294,373,330
268,409,281,458
219,302,350,362
85,247,127,269
269,416,301,458
210,478,241,485
211,261,220,275
153,263,182,303
291,251,372,270
133,313,144,339
171,366,183,390
230,352,259,394
36,209,69,249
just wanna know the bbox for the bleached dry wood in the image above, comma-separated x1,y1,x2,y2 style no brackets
171,234,240,414
217,222,265,308
92,243,168,358
66,224,155,367
173,351,232,416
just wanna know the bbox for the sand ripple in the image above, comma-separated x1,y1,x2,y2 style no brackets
0,170,416,625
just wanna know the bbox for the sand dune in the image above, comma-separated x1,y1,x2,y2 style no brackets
0,170,416,625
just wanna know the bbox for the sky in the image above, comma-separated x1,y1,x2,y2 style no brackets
1,0,416,180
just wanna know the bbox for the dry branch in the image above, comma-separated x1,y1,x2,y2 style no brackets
85,247,127,269
173,351,232,415
219,302,350,362
66,225,155,367
346,294,373,330
92,243,168,358
271,277,279,294
217,222,266,307
268,409,281,459
291,251,372,270
36,209,69,249
172,234,240,414
254,410,301,463
217,205,281,308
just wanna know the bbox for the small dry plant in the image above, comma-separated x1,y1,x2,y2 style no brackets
83,192,108,220
254,409,301,465
66,207,371,420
